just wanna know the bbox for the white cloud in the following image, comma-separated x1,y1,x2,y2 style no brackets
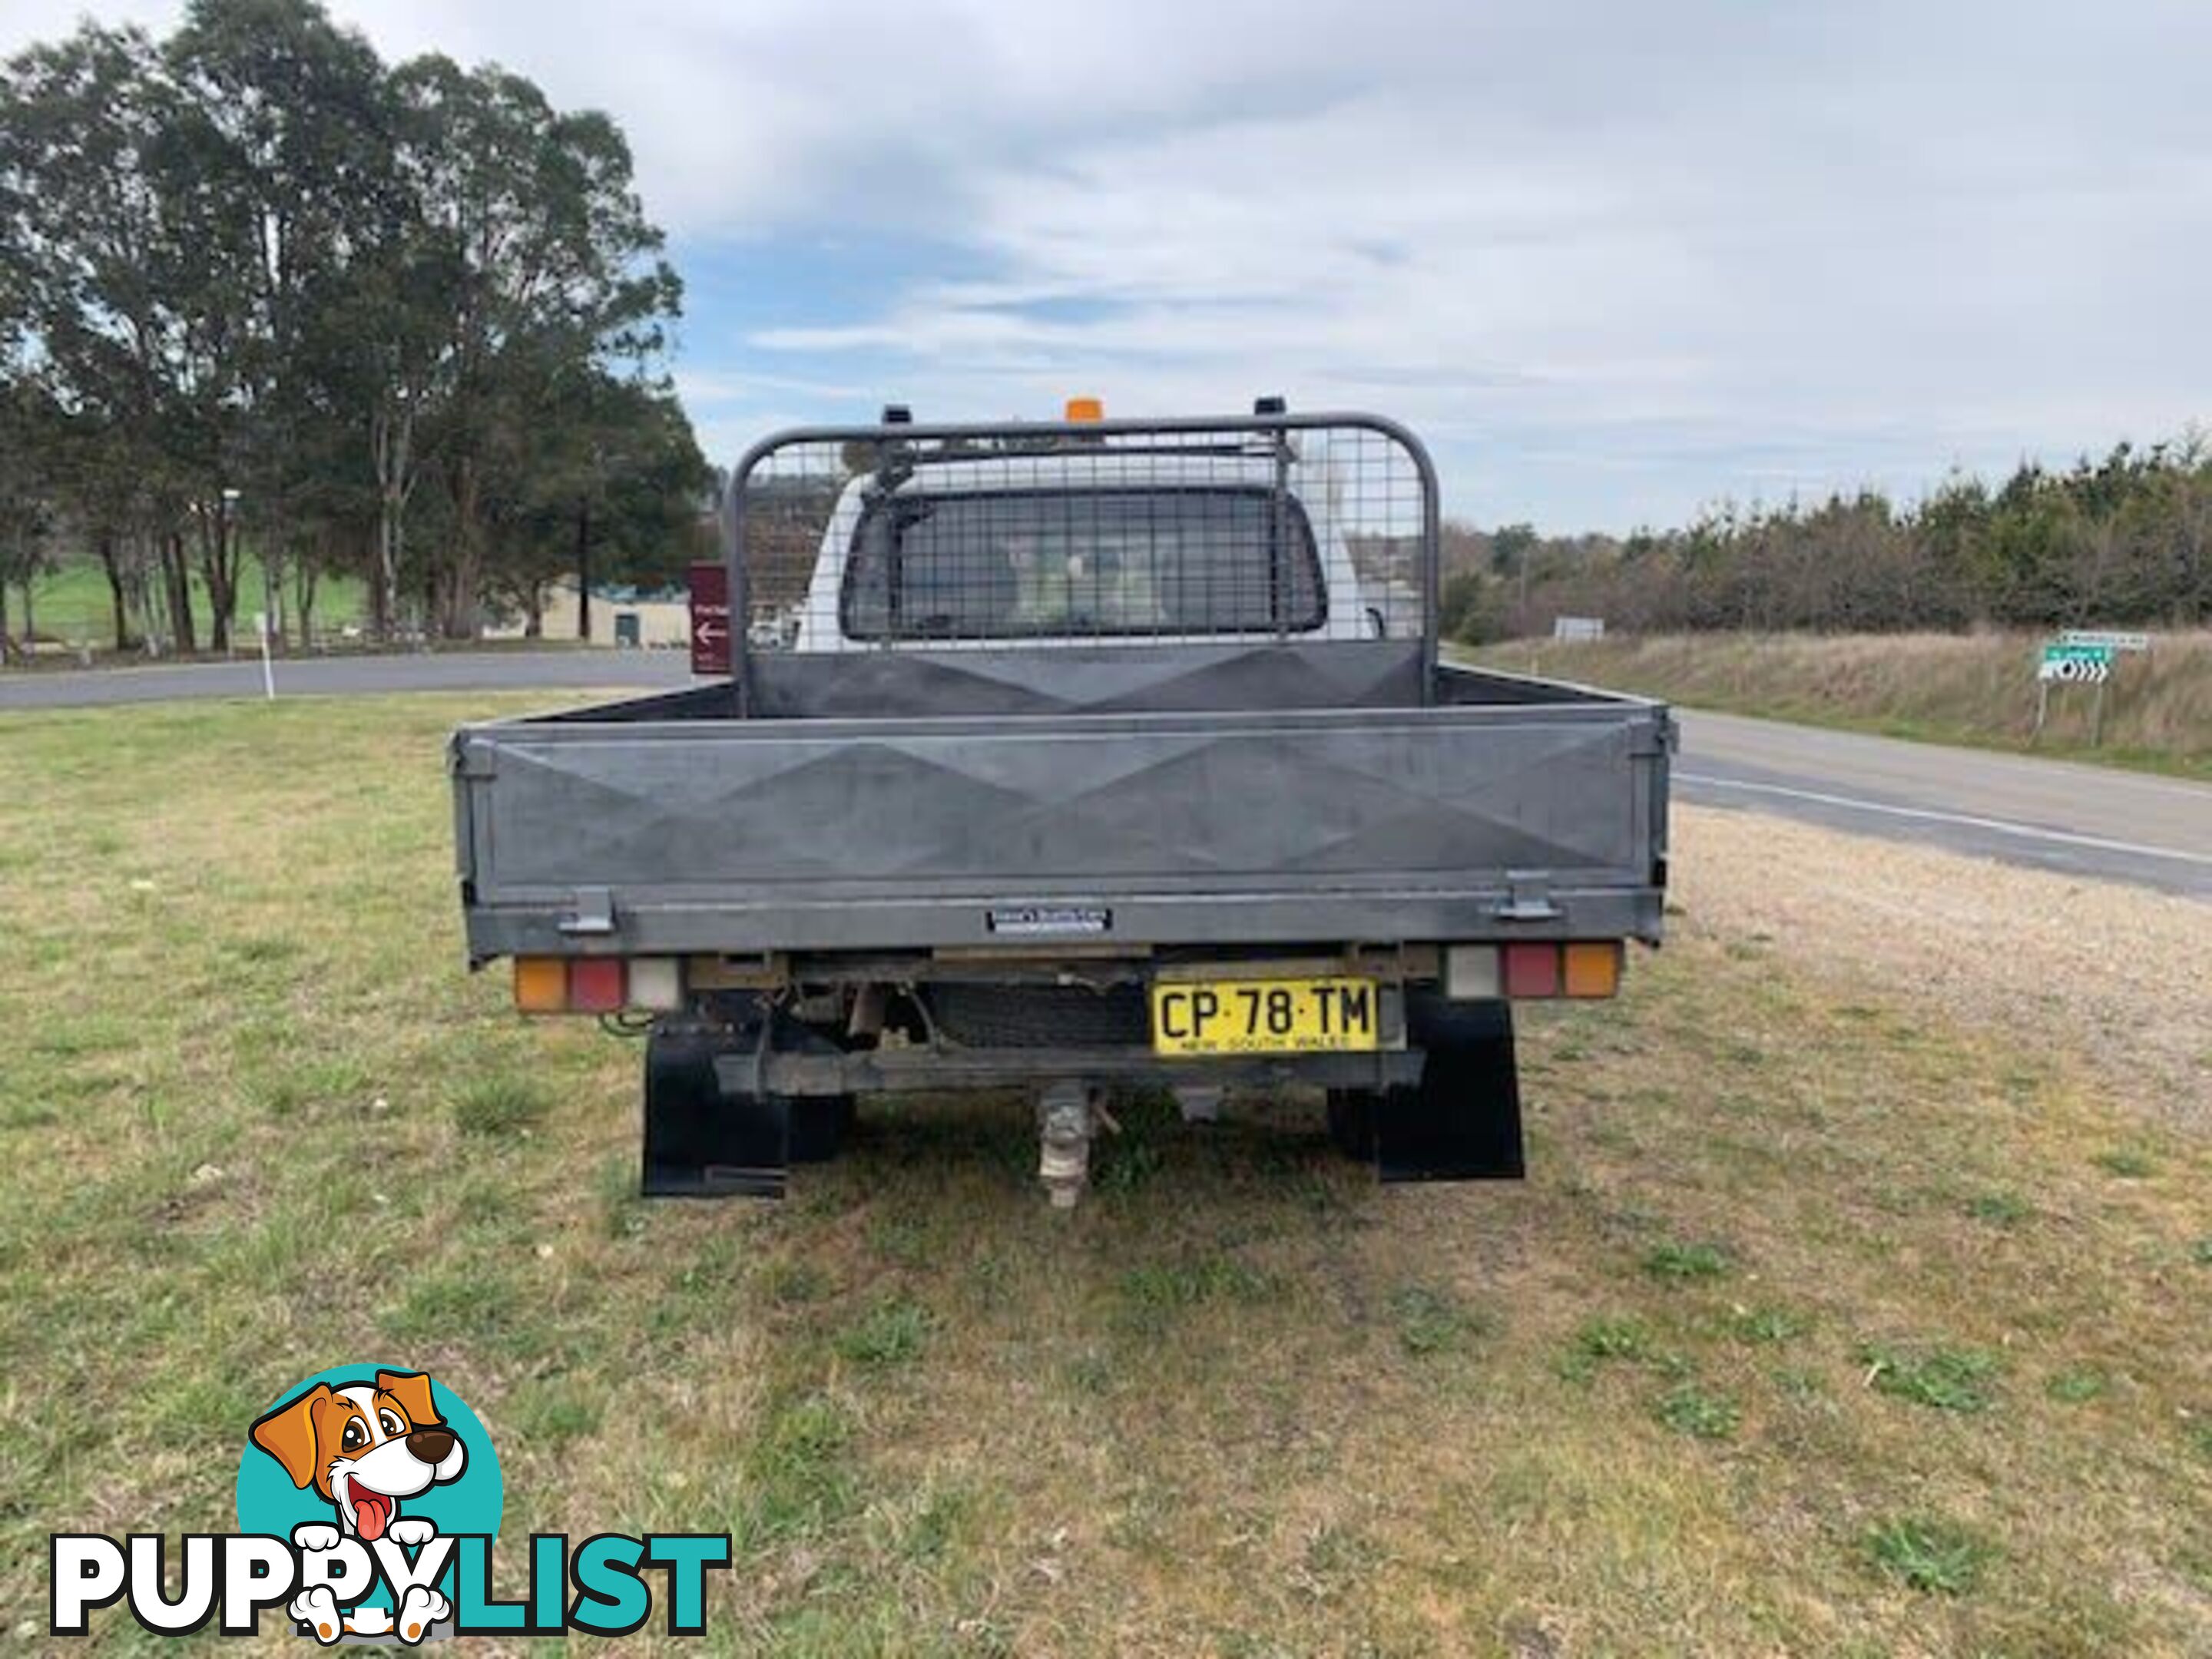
7,0,2209,526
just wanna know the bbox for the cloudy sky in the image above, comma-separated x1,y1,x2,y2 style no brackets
8,1,2210,529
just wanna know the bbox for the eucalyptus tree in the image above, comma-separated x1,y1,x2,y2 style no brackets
0,22,202,648
1,2,697,651
0,376,59,656
475,363,710,635
164,0,395,646
388,54,682,635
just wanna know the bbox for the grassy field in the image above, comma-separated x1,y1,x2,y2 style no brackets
5,696,2211,1654
1469,631,2212,779
15,555,369,648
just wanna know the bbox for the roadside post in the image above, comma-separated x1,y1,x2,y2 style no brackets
255,611,276,701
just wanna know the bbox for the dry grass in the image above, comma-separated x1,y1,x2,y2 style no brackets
1475,630,2212,777
4,694,2211,1655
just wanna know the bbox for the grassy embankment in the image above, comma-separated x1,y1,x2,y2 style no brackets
4,695,2210,1654
1470,631,2212,780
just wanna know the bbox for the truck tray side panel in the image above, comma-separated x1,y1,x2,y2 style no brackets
455,700,1669,959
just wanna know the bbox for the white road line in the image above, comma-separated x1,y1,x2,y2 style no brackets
1677,772,2212,869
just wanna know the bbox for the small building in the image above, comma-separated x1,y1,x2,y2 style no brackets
485,579,690,647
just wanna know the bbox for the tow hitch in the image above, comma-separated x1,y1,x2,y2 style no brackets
1035,1080,1118,1210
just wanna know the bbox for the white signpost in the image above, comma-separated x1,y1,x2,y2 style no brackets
255,611,275,701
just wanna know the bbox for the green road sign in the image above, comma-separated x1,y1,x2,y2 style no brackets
2039,641,2114,683
2058,629,2150,654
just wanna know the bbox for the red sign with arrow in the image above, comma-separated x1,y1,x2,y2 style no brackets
688,561,730,674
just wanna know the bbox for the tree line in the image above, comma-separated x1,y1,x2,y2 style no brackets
1443,435,2212,642
0,0,710,658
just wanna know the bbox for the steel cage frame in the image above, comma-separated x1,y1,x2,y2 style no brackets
720,410,1445,713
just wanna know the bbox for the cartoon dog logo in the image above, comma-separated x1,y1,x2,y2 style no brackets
250,1369,465,1643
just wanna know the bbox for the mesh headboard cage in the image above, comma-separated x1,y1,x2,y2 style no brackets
723,410,1441,718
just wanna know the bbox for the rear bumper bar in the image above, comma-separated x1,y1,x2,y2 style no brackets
463,882,1663,963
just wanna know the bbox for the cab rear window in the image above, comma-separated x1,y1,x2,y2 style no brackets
840,488,1326,641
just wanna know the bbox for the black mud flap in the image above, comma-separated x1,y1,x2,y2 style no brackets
642,1027,790,1198
1376,996,1525,1182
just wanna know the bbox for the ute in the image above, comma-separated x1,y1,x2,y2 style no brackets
450,402,1672,1206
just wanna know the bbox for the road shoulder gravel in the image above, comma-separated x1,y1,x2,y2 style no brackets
1671,803,2211,1130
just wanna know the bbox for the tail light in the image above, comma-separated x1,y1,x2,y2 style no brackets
512,957,685,1015
568,959,624,1014
1505,942,1561,999
512,957,568,1014
1562,941,1623,998
1445,942,1622,1002
626,957,683,1011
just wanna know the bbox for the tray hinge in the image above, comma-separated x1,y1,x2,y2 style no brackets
558,886,618,936
1494,872,1561,922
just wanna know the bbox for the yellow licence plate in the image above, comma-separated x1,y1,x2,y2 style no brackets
1151,977,1382,1057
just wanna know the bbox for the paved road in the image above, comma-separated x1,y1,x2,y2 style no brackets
6,651,2207,897
1678,709,2212,899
